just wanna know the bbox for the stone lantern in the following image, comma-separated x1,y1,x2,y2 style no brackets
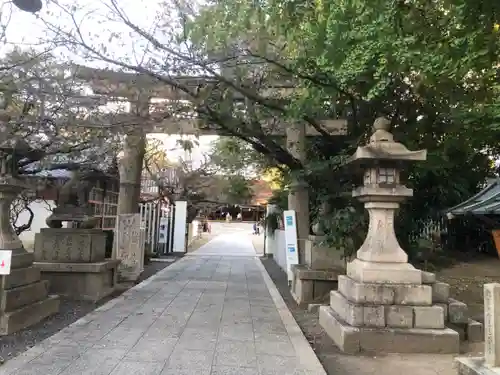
319,117,460,354
0,136,59,335
0,139,37,254
346,116,426,282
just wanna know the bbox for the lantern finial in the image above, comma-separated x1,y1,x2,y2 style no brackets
373,116,391,131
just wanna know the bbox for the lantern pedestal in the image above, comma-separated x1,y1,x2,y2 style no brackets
0,177,60,335
346,258,422,285
319,117,460,353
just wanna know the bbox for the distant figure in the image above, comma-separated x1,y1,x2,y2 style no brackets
226,212,232,222
237,212,242,221
253,222,260,235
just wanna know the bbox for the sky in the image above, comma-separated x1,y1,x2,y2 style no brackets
1,0,218,165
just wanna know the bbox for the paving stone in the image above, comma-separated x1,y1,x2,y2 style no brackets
176,327,218,350
211,366,258,375
160,367,211,375
253,321,287,336
255,337,296,357
109,360,165,375
214,339,257,367
166,348,214,370
219,322,255,341
125,337,178,362
59,348,126,375
3,234,325,375
257,354,306,375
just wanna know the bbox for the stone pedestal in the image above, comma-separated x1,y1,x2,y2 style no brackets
115,213,145,283
33,228,119,302
34,261,119,302
319,274,460,354
291,235,345,305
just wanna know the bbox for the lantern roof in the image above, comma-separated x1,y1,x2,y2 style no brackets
347,117,427,168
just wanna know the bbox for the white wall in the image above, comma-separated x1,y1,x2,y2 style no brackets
268,229,287,272
16,200,56,251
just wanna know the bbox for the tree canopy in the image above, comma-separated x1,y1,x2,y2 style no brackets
6,0,500,255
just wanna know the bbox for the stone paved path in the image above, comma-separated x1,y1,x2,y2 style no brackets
2,233,325,375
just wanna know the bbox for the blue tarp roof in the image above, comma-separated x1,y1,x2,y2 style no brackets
447,179,500,216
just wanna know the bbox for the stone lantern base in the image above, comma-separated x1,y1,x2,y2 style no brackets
290,235,345,305
319,272,460,354
0,252,60,335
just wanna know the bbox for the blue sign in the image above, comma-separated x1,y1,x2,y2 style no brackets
287,245,296,253
286,216,293,227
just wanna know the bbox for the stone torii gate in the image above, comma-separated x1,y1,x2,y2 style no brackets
72,66,347,267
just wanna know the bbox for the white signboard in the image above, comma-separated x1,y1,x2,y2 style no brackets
0,250,12,275
283,210,299,283
158,217,169,244
173,201,188,252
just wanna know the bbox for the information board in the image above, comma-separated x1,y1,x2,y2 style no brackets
283,210,299,283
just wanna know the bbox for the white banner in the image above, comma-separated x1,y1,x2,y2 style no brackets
283,210,299,283
158,217,169,244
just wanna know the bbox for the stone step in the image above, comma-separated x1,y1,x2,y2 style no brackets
1,280,49,312
3,266,41,289
0,295,60,335
11,252,34,269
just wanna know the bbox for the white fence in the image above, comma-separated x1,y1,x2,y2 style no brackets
266,229,287,272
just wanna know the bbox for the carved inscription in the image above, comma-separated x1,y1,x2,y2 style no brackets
485,287,494,358
116,214,143,280
484,283,500,367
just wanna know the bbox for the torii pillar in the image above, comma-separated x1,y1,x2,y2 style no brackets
117,95,148,215
286,123,309,263
113,95,148,281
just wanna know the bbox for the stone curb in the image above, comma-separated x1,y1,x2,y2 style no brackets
255,258,327,375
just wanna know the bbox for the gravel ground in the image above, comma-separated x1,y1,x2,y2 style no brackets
260,257,341,375
0,256,181,364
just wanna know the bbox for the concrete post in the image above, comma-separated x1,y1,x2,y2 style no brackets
286,122,309,263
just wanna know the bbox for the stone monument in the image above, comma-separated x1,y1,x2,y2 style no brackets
34,169,119,302
291,202,345,305
0,139,59,335
114,213,145,283
319,117,460,353
455,283,500,375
